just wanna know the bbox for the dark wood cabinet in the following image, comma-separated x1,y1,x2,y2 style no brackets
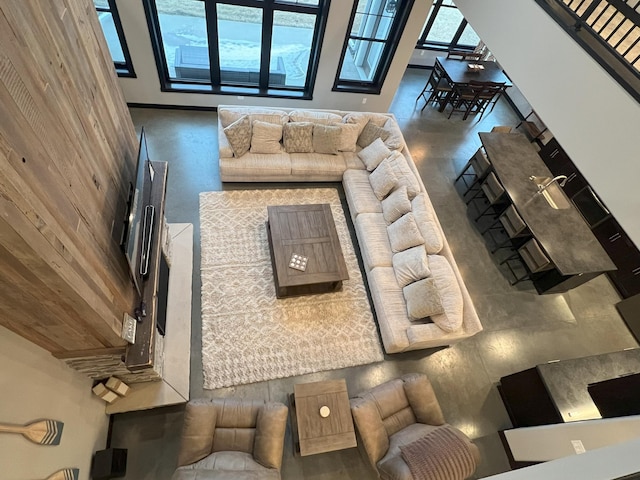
538,138,587,197
539,138,640,298
593,218,640,298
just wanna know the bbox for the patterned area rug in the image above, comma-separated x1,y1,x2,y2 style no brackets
200,188,384,389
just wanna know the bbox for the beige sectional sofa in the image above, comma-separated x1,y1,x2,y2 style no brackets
218,106,482,353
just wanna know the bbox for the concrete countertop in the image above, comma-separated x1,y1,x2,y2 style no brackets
480,132,615,275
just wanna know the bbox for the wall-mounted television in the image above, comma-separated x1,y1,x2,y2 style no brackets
122,127,155,297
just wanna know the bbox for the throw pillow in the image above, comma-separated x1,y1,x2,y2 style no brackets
282,122,314,153
312,124,341,155
358,137,392,171
223,115,251,157
412,193,444,254
403,277,444,320
392,245,431,288
383,117,405,151
387,212,425,253
357,120,390,148
381,186,411,224
337,123,360,152
250,120,283,154
368,159,398,200
399,425,477,480
386,151,422,199
427,255,464,333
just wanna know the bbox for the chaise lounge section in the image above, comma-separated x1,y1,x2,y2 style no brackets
217,106,482,353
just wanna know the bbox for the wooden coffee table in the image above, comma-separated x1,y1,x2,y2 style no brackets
266,204,349,298
290,379,357,456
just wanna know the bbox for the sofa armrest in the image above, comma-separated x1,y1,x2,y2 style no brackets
401,373,446,426
218,123,234,158
177,402,218,467
350,396,391,468
253,402,288,470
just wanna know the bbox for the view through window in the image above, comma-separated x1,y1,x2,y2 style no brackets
147,0,328,96
418,0,479,51
94,0,135,76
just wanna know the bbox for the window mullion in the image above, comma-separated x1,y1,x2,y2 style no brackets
205,0,222,86
260,5,274,90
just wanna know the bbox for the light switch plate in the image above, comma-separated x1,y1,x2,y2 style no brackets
122,313,137,344
571,439,586,454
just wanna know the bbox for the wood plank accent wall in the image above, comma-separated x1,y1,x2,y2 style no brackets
0,1,138,352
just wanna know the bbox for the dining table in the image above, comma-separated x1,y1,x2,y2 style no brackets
435,56,513,112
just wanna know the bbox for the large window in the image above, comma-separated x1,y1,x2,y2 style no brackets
417,0,479,51
94,0,136,77
334,0,415,94
144,0,330,98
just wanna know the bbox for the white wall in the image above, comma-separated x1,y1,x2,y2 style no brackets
116,0,430,112
485,437,640,479
455,0,640,248
0,326,109,480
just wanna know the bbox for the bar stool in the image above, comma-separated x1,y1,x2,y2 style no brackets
500,237,554,285
455,148,491,198
482,204,530,253
469,172,507,222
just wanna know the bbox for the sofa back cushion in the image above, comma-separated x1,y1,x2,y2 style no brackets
219,107,288,128
427,255,464,333
289,109,342,125
412,193,444,254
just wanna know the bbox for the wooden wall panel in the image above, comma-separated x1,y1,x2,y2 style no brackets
0,0,139,352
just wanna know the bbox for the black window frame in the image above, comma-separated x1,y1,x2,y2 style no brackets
95,0,136,77
142,0,331,99
333,0,416,94
416,0,478,53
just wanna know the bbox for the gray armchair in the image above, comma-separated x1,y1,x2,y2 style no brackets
172,398,288,480
350,373,480,480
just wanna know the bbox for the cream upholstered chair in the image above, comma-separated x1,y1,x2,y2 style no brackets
172,399,288,480
350,373,480,480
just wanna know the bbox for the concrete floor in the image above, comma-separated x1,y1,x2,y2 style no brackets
110,68,638,479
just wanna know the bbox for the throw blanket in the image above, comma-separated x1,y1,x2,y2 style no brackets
400,425,477,480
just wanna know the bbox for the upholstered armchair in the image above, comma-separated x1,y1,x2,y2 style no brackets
350,373,480,480
171,398,288,480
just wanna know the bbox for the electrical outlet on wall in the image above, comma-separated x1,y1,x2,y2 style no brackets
121,313,137,344
571,440,586,454
362,98,367,104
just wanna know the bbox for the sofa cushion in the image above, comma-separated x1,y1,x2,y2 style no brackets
358,137,392,171
343,169,382,223
387,213,425,253
386,151,422,199
289,110,342,125
403,278,444,321
282,122,313,153
381,186,411,224
355,214,393,271
411,193,444,254
337,123,360,152
358,120,391,148
392,245,431,288
312,124,341,155
344,112,390,134
343,151,366,170
219,107,289,128
290,153,346,179
427,255,464,333
369,159,398,200
223,115,252,158
172,451,279,480
250,120,283,154
219,153,291,178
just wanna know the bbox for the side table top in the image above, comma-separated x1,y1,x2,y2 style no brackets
293,379,356,456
